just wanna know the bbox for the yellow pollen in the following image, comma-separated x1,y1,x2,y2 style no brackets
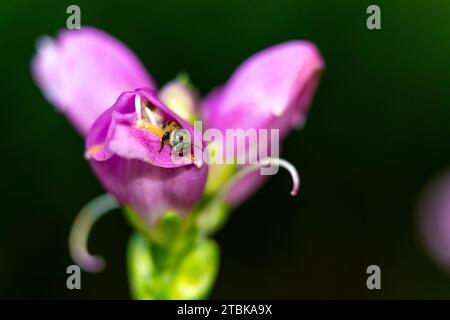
135,120,164,136
87,144,103,156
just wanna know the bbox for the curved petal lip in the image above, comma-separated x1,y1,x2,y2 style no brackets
86,88,200,168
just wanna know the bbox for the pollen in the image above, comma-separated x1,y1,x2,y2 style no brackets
135,119,164,136
86,144,104,157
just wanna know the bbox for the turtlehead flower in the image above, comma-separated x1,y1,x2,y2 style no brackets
203,41,324,205
32,28,206,227
32,27,207,272
32,26,324,298
86,88,207,228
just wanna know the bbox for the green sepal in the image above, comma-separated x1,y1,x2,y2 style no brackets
204,164,237,197
125,204,222,299
175,72,194,90
123,206,152,240
151,211,184,247
196,200,230,235
127,233,156,300
168,239,220,300
123,207,186,248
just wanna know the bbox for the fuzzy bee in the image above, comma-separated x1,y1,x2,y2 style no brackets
135,97,192,158
158,120,191,157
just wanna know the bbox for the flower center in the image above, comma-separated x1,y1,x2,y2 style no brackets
134,94,195,161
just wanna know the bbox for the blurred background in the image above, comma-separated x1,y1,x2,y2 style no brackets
1,0,450,299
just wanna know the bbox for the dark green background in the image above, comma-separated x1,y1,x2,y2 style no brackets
1,0,450,298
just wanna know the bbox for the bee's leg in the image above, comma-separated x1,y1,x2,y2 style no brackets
179,150,184,157
159,131,170,152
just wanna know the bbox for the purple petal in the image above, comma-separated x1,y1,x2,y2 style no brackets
86,88,207,227
203,40,324,136
419,171,450,270
32,27,155,136
226,170,268,206
202,41,324,206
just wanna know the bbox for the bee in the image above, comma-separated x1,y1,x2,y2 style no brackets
135,96,193,158
159,121,191,157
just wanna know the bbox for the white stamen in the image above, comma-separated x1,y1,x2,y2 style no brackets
197,158,300,235
144,107,159,126
217,157,299,205
256,158,299,196
69,193,119,272
135,94,142,121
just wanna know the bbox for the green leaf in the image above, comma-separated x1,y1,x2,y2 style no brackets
127,233,156,299
168,239,220,300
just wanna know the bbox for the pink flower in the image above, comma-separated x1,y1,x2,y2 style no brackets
32,26,324,273
32,26,323,227
86,88,207,228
